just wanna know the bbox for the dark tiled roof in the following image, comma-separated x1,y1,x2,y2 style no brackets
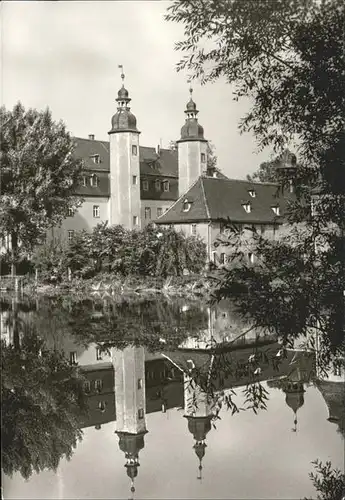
75,170,110,197
156,176,293,224
73,138,178,178
74,137,110,172
315,380,345,423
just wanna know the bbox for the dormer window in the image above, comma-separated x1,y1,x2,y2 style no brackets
272,205,280,216
163,180,170,192
91,154,100,165
183,199,191,212
155,179,161,192
248,189,256,198
90,174,98,188
142,179,149,191
242,202,251,213
82,176,87,187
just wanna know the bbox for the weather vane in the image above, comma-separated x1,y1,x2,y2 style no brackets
118,64,125,84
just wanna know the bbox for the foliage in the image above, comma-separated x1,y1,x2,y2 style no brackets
166,0,345,363
304,459,345,500
0,102,83,273
246,159,280,183
1,332,86,480
33,223,207,281
31,237,67,282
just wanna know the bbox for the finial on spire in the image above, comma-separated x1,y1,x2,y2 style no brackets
118,64,125,86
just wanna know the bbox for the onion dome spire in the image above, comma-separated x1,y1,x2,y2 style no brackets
178,84,206,142
109,65,139,134
116,431,147,500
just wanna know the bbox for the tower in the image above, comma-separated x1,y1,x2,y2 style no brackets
108,67,141,229
177,87,208,197
113,346,148,497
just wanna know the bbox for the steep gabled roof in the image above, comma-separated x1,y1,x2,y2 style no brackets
155,176,293,224
73,138,178,178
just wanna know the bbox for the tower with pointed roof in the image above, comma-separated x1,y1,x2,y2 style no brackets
108,67,141,229
113,345,147,497
177,87,208,197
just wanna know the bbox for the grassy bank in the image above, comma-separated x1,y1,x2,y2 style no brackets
13,273,217,301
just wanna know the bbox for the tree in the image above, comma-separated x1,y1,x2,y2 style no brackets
0,102,83,275
304,459,345,500
246,159,280,183
166,0,345,363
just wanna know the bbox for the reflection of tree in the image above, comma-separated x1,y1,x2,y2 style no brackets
2,332,87,480
67,298,209,352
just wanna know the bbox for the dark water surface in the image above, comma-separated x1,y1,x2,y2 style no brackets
1,295,344,499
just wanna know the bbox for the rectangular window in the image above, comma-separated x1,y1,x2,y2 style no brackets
191,224,197,236
91,154,100,164
201,153,206,163
95,379,103,392
219,253,225,265
155,179,161,192
82,176,87,187
144,207,151,220
157,207,163,217
96,347,102,360
84,381,91,393
133,215,138,226
90,175,98,188
68,230,75,242
68,207,74,217
132,175,138,186
138,408,144,419
138,378,143,389
132,145,138,156
70,351,77,365
142,179,149,191
93,205,100,218
163,180,170,192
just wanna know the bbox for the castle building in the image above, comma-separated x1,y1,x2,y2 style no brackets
52,71,295,263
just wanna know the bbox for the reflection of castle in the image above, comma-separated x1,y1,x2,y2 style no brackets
164,343,315,477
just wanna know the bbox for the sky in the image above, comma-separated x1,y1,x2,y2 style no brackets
1,0,273,179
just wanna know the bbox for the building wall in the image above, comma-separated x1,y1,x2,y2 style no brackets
141,199,175,227
109,131,141,229
178,141,208,197
49,197,110,241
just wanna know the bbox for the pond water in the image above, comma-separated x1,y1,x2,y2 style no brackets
1,295,344,499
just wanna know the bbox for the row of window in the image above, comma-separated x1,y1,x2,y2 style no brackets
144,207,170,219
68,204,100,220
84,379,103,393
242,202,280,215
83,174,99,188
142,178,170,192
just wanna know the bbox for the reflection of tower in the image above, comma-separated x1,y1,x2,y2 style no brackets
282,380,305,432
113,346,148,498
183,361,215,480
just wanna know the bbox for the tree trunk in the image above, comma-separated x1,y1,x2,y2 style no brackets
11,232,18,278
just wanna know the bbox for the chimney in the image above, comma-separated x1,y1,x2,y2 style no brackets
88,134,95,140
156,144,160,157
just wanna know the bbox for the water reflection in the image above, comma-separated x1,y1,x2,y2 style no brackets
1,295,344,499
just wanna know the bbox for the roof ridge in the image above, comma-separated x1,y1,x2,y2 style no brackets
204,177,279,186
200,177,211,219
